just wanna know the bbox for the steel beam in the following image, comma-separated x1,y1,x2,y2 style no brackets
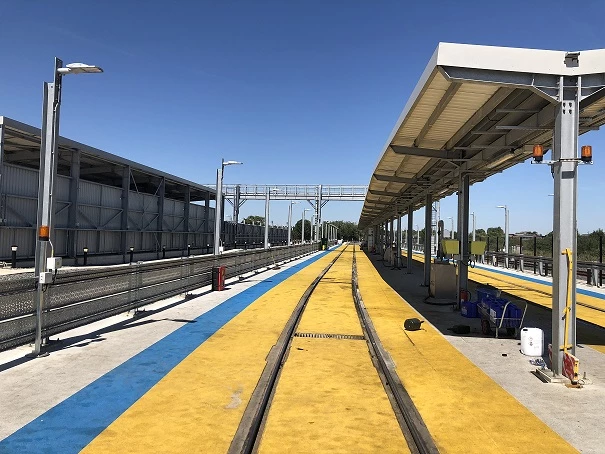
424,193,432,286
551,76,579,376
183,185,190,249
204,190,210,246
396,207,402,268
389,216,394,266
415,83,461,147
213,167,223,255
264,189,270,248
372,173,417,184
156,177,165,257
445,87,515,150
389,145,463,160
67,150,80,258
120,166,130,261
368,189,400,197
407,207,413,273
456,174,470,303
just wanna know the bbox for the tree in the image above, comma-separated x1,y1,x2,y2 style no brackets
474,228,487,240
243,215,265,226
292,219,312,241
328,221,360,241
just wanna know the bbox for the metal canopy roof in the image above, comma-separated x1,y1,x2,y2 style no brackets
359,43,605,228
0,116,216,202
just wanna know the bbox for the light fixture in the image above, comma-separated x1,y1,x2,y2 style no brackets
532,144,544,163
581,145,592,163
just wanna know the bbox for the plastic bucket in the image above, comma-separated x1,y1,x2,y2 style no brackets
520,328,543,356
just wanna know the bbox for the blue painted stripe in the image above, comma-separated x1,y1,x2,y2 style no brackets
0,251,329,454
474,263,605,300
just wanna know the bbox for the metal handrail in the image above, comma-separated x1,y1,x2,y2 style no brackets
0,243,318,352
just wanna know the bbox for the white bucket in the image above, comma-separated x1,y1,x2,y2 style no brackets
520,328,543,356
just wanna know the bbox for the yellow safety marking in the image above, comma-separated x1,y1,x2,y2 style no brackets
358,252,577,454
260,248,408,453
82,248,345,453
297,257,363,336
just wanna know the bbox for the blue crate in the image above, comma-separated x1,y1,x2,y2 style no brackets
488,300,505,319
505,303,522,320
476,288,498,303
461,301,478,318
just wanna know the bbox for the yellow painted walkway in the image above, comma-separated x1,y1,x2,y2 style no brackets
259,247,408,453
358,251,577,453
82,249,343,453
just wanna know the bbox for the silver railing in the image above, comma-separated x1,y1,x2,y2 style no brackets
0,243,318,352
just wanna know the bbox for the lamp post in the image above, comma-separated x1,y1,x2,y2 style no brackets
415,224,419,249
448,216,454,239
497,205,509,267
264,187,279,249
31,58,103,357
470,212,476,241
302,208,310,243
214,159,243,255
288,201,298,246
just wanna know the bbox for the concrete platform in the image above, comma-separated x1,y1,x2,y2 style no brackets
0,245,602,453
384,251,605,453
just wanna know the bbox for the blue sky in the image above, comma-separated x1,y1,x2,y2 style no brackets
0,0,603,234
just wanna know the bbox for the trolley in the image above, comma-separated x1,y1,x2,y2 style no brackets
478,300,527,338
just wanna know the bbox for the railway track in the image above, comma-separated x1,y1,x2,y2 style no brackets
228,243,438,454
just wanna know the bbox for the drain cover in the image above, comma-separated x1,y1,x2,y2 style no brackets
294,332,365,340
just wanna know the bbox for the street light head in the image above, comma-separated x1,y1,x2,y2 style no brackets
223,160,243,166
57,63,103,75
496,205,506,209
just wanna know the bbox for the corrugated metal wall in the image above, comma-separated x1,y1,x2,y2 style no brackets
0,163,216,262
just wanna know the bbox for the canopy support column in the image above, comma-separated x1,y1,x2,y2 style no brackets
457,174,470,305
407,207,413,273
424,194,432,286
396,206,402,269
389,216,394,266
551,75,579,376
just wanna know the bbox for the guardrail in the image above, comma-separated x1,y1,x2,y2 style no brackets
0,243,318,352
481,251,604,287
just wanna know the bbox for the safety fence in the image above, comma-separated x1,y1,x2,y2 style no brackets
0,243,318,352
484,251,604,287
400,246,605,288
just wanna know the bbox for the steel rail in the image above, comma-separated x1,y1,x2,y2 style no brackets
351,245,439,454
228,245,350,454
229,244,439,453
